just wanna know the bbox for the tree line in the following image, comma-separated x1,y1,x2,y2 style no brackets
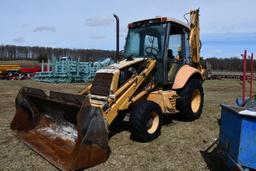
0,45,255,72
205,57,256,72
0,45,115,62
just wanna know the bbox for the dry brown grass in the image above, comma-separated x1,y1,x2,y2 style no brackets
0,80,255,170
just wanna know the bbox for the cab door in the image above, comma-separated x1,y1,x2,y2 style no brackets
166,26,189,84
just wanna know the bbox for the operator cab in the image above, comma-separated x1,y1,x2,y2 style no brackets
124,17,191,86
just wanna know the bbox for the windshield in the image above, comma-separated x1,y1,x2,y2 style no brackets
124,23,167,60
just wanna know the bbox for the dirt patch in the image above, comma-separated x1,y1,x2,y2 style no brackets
0,80,255,170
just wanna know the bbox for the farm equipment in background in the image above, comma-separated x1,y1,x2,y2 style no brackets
0,63,49,80
204,51,256,80
242,50,254,103
34,56,112,83
11,9,205,170
19,67,44,79
0,64,21,79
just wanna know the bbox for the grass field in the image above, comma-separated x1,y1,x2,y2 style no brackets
0,79,255,170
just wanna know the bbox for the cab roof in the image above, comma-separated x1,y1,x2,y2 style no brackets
128,17,190,30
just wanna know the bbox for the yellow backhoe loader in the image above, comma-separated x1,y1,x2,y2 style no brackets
11,9,204,170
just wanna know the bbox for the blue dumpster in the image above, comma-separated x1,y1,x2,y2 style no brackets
219,103,256,170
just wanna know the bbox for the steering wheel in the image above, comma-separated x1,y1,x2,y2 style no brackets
145,47,159,59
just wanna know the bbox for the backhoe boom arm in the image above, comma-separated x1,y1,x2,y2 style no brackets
189,9,201,67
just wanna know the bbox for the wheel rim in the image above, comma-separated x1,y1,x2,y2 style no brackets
147,111,159,134
191,89,201,113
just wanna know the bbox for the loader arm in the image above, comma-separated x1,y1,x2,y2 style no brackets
78,83,92,95
104,59,156,124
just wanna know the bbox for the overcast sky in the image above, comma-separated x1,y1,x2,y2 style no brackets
0,0,255,58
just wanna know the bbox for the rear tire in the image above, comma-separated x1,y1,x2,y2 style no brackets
130,101,163,142
176,79,204,121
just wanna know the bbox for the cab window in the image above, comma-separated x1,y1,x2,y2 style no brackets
144,35,159,56
168,34,182,57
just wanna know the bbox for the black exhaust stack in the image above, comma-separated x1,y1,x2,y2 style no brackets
113,14,119,62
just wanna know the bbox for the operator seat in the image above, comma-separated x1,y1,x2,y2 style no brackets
167,49,180,83
168,49,175,59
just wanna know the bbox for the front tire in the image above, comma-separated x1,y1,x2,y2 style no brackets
130,101,163,142
176,79,204,121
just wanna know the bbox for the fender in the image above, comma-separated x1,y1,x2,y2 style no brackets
172,65,203,89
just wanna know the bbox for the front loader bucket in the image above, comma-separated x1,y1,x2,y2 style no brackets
10,87,110,171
